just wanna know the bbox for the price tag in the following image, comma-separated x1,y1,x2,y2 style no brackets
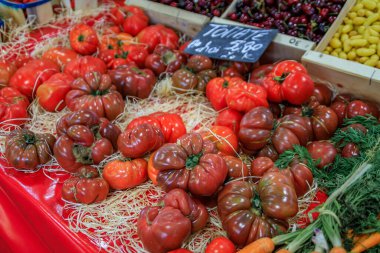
185,23,278,63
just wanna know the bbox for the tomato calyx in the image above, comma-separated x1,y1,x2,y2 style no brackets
91,89,110,96
78,34,85,42
23,133,36,144
273,72,290,83
301,106,314,117
251,192,263,216
131,67,147,77
222,80,229,88
116,51,128,59
73,144,93,164
162,51,176,65
185,153,203,169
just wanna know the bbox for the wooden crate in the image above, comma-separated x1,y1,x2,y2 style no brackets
302,0,380,102
215,0,315,62
126,0,210,37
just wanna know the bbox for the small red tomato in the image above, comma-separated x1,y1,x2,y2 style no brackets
69,24,99,55
307,141,337,169
215,109,243,135
205,237,236,253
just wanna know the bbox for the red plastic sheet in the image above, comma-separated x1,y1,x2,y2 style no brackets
0,159,100,253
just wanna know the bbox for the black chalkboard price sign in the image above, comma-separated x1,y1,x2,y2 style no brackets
184,23,278,63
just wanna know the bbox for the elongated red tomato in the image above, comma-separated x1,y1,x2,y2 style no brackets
9,59,60,100
36,73,74,112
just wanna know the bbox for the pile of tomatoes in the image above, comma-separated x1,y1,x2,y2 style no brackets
1,4,380,253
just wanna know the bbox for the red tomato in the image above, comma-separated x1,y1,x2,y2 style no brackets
202,126,239,156
151,112,187,143
64,56,107,79
99,32,133,51
137,24,179,52
263,61,314,105
103,158,148,190
226,81,269,112
0,87,29,129
168,249,193,253
9,59,60,100
120,44,149,68
307,141,337,169
36,73,74,112
249,64,274,85
206,77,244,111
148,151,160,185
110,6,149,36
42,47,78,69
205,237,236,253
13,54,33,68
0,60,17,87
69,24,99,55
215,109,243,135
272,60,307,75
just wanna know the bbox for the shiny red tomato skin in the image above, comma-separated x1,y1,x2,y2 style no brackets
307,141,337,169
137,24,179,53
0,87,29,129
42,47,78,69
64,56,107,79
168,249,193,253
120,44,149,68
9,59,60,100
0,60,17,87
249,64,274,85
271,60,307,76
36,73,74,112
215,109,243,135
69,24,99,55
205,237,236,253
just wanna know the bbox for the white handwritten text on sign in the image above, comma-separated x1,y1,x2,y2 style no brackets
184,23,278,63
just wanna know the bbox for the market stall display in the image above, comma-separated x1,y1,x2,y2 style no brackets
0,1,380,253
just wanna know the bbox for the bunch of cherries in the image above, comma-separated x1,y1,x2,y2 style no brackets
151,0,234,17
228,0,346,42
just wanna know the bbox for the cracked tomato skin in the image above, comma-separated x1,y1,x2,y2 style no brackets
217,172,298,247
145,45,187,75
117,123,165,158
69,24,99,55
153,133,228,196
5,129,56,171
0,87,29,129
65,72,124,121
61,166,109,204
54,110,121,173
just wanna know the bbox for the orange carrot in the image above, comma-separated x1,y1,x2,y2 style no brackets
237,237,275,253
353,234,370,245
351,232,380,253
329,247,346,253
276,249,291,253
